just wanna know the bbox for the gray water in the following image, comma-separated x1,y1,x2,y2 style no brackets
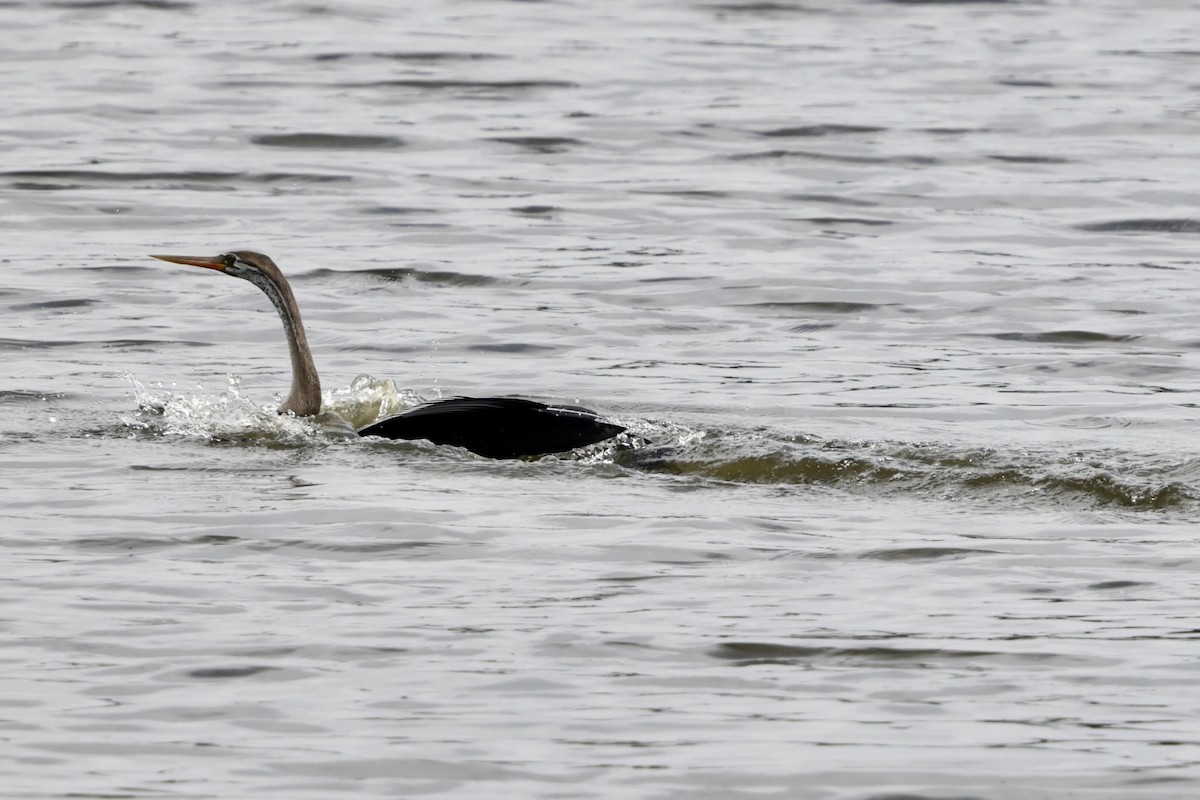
4,1,1200,797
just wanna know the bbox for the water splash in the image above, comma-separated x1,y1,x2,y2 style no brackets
121,372,464,448
323,374,419,429
122,373,416,446
122,373,323,446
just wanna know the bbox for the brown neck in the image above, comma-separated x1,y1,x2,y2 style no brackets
280,308,322,416
251,268,322,416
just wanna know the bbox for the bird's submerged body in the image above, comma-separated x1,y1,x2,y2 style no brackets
359,396,625,459
150,250,625,459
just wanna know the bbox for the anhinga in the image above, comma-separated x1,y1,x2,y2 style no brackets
149,251,625,459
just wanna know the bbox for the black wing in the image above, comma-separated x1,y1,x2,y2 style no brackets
357,397,625,459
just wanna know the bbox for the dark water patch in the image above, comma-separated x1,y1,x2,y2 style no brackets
0,337,87,350
311,266,498,287
11,181,82,191
788,193,879,207
2,169,350,186
251,133,403,149
72,536,176,552
49,0,192,7
705,2,815,13
350,343,432,355
340,79,578,92
1079,219,1200,234
636,189,731,199
190,534,241,545
215,171,345,188
1088,580,1148,590
490,136,583,153
467,342,560,354
0,390,69,405
636,273,699,281
1104,49,1200,59
729,149,938,166
372,51,503,62
988,154,1071,164
316,51,504,63
998,78,1056,87
599,574,702,583
5,169,234,184
792,216,893,226
758,124,886,137
360,206,438,216
990,330,1139,344
11,298,96,311
512,205,560,216
256,540,441,555
883,0,1016,5
378,222,452,230
743,301,885,314
710,641,1010,667
858,547,998,561
189,666,276,680
627,246,688,256
101,339,212,351
922,127,988,135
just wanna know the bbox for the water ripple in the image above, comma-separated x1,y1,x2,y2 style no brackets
250,133,404,149
709,642,1092,667
3,169,351,187
1079,219,1200,233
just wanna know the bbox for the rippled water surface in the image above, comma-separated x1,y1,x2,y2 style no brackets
6,1,1200,797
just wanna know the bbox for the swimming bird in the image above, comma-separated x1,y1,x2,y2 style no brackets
149,251,625,458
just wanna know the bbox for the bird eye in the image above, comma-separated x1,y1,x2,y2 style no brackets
222,253,237,268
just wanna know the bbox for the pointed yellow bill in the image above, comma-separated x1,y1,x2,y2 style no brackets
150,254,229,271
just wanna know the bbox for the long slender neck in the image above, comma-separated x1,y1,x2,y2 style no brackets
248,270,322,416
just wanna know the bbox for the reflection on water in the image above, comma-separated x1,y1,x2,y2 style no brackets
5,0,1200,797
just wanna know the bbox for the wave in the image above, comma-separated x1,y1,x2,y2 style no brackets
624,431,1196,510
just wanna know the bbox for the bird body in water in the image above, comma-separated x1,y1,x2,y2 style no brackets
149,251,625,459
